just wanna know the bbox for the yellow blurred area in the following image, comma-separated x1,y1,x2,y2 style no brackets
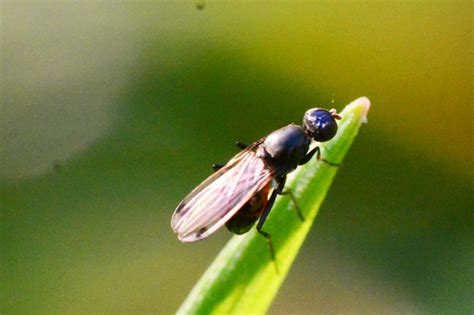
201,3,472,174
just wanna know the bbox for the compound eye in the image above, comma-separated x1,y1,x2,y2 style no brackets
303,108,338,142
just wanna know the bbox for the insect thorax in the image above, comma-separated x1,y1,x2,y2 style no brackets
257,124,310,175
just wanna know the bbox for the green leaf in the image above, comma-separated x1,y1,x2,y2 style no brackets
177,97,371,315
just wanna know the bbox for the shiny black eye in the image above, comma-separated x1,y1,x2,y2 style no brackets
303,108,338,142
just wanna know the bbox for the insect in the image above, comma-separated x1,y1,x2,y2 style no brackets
171,108,341,261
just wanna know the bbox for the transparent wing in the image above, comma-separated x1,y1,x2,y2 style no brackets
171,148,273,242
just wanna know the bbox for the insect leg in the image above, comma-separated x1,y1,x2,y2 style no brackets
273,176,305,221
299,147,318,165
212,164,224,171
301,146,342,167
256,189,279,271
212,141,249,171
235,141,248,150
279,190,305,221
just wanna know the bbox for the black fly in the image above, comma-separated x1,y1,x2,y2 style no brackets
171,108,341,262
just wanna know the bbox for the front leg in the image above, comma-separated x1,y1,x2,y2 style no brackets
299,147,318,165
299,146,341,167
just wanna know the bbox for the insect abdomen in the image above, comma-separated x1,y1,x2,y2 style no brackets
225,185,269,235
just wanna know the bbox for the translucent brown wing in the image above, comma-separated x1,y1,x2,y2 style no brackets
171,144,273,242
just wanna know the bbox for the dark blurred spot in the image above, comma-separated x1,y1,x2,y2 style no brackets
52,160,62,171
196,2,205,10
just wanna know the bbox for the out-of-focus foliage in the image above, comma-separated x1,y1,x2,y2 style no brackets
1,2,472,314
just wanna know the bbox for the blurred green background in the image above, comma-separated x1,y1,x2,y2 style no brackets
1,2,472,314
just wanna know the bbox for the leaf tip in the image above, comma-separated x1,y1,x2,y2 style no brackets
345,97,371,124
